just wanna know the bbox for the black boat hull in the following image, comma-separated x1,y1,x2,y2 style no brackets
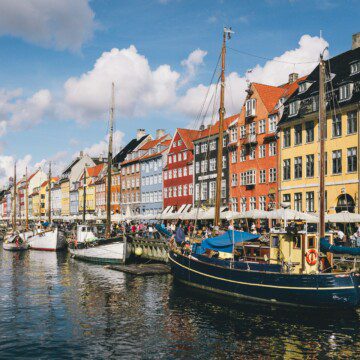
169,251,360,308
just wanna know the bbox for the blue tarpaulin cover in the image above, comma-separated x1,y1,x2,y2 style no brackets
320,237,360,256
195,230,260,254
155,224,172,238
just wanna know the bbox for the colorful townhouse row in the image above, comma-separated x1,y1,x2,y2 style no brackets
1,34,359,220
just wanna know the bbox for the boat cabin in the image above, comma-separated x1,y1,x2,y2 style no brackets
76,225,98,243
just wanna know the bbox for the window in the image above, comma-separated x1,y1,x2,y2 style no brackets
240,198,247,212
168,170,172,179
173,186,177,197
246,170,256,185
289,101,299,116
168,155,172,164
209,158,216,171
259,169,266,183
231,198,238,212
183,152,187,160
294,193,302,211
201,143,208,153
183,167,188,176
347,111,357,134
189,184,193,195
189,165,193,175
178,168,182,177
201,160,208,173
249,122,256,135
306,154,314,177
201,183,207,200
332,115,342,137
294,124,302,145
283,194,290,204
240,172,246,185
250,197,256,210
178,185,182,197
223,137,227,147
259,196,266,211
259,145,265,158
231,150,237,164
347,147,357,172
269,115,277,132
178,140,182,146
183,184,188,196
223,156,227,169
230,127,238,142
294,156,302,179
178,153,182,161
339,84,351,101
195,162,200,173
269,142,276,156
240,147,246,161
195,145,199,154
173,169,177,178
231,174,238,186
245,98,256,117
173,155,176,162
350,61,360,75
312,95,319,112
283,159,291,181
298,82,307,93
249,147,255,160
209,141,216,151
240,125,246,138
259,119,266,134
283,128,291,148
305,121,314,143
306,191,315,212
209,181,216,199
269,168,277,183
332,150,342,174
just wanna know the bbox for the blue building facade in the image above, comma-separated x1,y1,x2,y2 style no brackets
140,135,170,216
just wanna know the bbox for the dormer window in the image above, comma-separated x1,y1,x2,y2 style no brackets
339,83,352,101
350,61,360,75
289,101,300,116
298,83,306,93
245,99,256,117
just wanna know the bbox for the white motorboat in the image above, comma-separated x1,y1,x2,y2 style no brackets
3,232,30,251
28,228,66,251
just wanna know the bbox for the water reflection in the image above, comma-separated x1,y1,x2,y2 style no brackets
1,247,359,359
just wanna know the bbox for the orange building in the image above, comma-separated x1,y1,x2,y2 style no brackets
229,73,305,213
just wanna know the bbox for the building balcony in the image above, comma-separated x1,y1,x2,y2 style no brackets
244,134,257,145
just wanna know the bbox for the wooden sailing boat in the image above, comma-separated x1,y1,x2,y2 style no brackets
28,162,66,251
3,162,30,251
168,29,360,308
69,82,129,264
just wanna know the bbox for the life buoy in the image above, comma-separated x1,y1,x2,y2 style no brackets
306,249,318,266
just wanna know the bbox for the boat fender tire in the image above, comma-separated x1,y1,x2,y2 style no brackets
306,249,318,266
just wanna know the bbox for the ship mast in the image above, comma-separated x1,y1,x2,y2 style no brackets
105,82,115,238
48,162,52,224
12,162,17,231
82,167,87,223
319,53,326,239
25,167,29,231
214,27,232,226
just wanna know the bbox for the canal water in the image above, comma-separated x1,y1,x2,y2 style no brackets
1,247,359,359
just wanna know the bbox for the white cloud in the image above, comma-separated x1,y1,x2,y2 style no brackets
82,130,125,158
0,0,95,51
0,154,33,186
63,46,180,123
176,35,329,119
0,88,52,133
180,49,207,85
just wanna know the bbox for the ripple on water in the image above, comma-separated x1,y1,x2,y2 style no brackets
0,247,360,359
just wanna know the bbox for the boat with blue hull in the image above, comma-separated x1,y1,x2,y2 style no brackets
169,250,360,308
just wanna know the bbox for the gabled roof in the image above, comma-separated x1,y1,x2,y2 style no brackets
176,128,202,150
194,113,240,142
86,163,104,178
113,134,150,165
139,134,170,151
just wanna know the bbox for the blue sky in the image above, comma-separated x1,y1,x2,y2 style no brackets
0,0,359,181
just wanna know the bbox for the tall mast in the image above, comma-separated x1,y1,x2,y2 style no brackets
13,162,17,231
82,167,87,223
105,82,115,238
319,54,326,239
214,27,232,226
48,162,52,223
25,167,29,230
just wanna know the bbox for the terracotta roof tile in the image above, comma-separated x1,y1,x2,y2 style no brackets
86,164,104,178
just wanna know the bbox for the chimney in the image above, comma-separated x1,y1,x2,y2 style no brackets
199,124,205,131
79,150,84,157
352,32,360,50
136,129,146,140
156,129,165,139
288,73,299,84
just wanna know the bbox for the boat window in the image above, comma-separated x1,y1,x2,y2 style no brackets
293,235,301,249
271,236,279,248
81,227,86,232
308,236,316,249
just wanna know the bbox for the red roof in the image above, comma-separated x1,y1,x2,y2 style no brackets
139,135,169,151
176,128,202,150
87,164,104,178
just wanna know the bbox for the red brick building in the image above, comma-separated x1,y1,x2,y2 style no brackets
163,129,200,211
229,74,305,213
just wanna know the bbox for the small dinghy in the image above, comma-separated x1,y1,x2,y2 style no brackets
3,233,29,251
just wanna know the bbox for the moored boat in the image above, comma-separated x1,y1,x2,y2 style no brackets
3,233,30,251
28,227,66,251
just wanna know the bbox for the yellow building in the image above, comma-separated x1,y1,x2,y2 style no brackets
279,42,360,214
61,179,70,216
40,178,58,216
31,187,40,217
